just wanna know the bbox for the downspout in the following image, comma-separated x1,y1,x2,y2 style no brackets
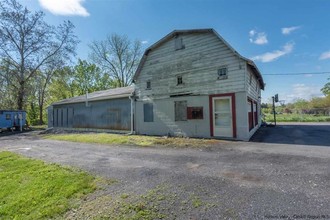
129,93,135,134
85,91,89,107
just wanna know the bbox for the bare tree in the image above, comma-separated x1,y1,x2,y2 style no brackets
89,33,142,87
0,0,78,110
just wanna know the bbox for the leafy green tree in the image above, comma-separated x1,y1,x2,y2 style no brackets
71,59,115,95
321,78,330,96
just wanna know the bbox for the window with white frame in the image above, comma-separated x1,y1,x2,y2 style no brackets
217,67,228,80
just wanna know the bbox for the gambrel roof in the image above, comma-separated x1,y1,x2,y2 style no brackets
133,28,265,90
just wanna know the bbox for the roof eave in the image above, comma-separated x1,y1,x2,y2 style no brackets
52,93,132,106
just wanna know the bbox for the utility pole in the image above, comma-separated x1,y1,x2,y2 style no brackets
272,94,279,126
272,96,276,126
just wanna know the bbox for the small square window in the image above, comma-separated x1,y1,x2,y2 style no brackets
217,67,228,80
146,80,151,90
187,107,203,119
177,76,183,85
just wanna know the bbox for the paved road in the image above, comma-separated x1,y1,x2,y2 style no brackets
1,129,330,219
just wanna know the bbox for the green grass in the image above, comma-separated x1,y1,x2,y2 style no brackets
0,151,97,219
30,125,47,130
43,133,224,148
264,113,330,122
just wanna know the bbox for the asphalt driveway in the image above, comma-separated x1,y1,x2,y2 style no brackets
251,122,330,147
0,128,330,219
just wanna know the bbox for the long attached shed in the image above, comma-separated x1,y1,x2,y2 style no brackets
48,86,134,131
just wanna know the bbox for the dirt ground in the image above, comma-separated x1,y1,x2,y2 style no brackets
0,123,330,219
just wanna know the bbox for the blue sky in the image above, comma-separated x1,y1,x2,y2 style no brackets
21,0,330,103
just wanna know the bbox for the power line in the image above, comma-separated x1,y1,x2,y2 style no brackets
263,71,330,76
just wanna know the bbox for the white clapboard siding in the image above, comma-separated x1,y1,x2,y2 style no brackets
136,32,246,99
246,65,260,100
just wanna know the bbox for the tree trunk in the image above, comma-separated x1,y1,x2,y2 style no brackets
17,81,25,110
39,106,44,125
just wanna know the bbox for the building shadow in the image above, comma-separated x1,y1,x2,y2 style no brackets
250,124,330,147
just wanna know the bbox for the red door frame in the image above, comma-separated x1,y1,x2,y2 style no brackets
247,97,259,130
209,93,237,138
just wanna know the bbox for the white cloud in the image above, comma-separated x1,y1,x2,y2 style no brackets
38,0,89,16
141,40,148,45
319,51,330,60
281,84,324,103
281,26,301,35
249,29,268,45
251,42,294,63
249,30,256,37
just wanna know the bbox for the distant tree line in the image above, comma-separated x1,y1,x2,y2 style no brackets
262,84,330,116
0,0,142,125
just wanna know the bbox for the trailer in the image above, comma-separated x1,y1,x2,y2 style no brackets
0,110,27,132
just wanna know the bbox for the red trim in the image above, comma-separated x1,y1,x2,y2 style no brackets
247,97,259,129
253,100,258,126
209,93,236,138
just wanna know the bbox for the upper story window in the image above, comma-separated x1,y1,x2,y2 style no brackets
249,73,252,84
217,67,228,80
174,36,185,50
177,76,183,85
146,80,151,90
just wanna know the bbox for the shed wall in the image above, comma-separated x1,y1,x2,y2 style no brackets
51,98,131,130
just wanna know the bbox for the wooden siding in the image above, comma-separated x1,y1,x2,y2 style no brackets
246,64,261,101
135,32,246,100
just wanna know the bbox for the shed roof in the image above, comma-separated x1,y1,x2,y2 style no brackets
133,28,265,90
51,86,134,106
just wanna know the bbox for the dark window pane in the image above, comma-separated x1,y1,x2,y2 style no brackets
144,103,154,122
175,101,187,121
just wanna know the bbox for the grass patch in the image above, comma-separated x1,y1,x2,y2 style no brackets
0,151,97,219
43,133,225,148
30,125,47,130
264,113,330,122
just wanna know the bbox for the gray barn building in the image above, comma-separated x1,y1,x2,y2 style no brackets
48,86,134,131
133,29,265,141
48,28,265,141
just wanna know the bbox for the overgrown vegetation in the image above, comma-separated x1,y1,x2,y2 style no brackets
43,133,225,148
264,113,330,122
0,151,97,219
262,95,330,122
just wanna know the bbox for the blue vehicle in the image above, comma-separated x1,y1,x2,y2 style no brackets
0,110,27,132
